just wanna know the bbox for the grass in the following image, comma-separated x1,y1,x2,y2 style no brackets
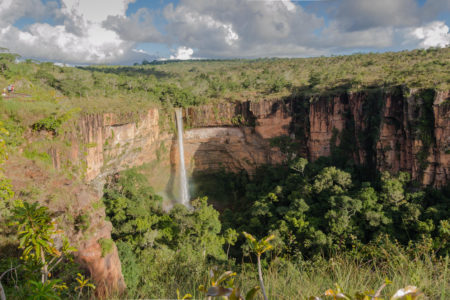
133,250,449,299
233,251,449,299
120,235,449,299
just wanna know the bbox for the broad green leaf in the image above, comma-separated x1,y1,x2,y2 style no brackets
245,286,260,300
207,286,233,297
216,271,237,285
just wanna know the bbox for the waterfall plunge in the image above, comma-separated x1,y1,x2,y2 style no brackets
175,108,190,206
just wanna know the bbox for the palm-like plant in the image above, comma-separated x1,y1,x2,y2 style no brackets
309,281,423,300
242,232,275,300
11,201,76,284
176,288,192,300
27,280,67,300
199,268,260,300
74,273,96,299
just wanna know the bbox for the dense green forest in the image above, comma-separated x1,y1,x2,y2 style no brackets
101,159,449,298
0,48,449,299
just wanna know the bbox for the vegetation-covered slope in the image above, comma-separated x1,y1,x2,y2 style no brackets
1,47,449,114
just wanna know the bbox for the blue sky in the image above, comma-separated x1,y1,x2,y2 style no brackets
0,0,448,64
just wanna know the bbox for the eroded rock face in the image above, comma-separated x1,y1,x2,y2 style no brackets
291,89,449,186
76,233,126,297
76,109,166,182
251,100,292,139
182,127,285,175
181,100,292,174
374,90,450,185
307,95,348,160
429,91,450,185
74,189,126,297
376,91,420,178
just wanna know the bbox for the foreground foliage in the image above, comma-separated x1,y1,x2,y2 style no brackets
0,200,95,300
103,164,449,299
0,124,95,299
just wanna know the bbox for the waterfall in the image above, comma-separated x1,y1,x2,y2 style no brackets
175,108,190,206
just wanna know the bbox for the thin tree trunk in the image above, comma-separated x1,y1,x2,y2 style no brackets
257,254,268,300
0,281,5,300
1,266,20,300
41,249,48,284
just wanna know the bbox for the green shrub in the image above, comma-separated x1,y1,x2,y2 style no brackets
98,238,114,257
116,241,142,296
74,214,90,232
269,77,291,93
31,110,73,134
23,149,52,164
0,117,24,147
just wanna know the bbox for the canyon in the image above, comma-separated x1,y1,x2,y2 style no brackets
20,87,450,295
69,88,449,188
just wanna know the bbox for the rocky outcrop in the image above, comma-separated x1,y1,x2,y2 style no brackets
65,100,294,188
374,89,450,185
73,189,126,297
77,109,165,183
182,99,292,174
182,127,284,175
428,91,450,186
307,95,348,161
286,88,449,185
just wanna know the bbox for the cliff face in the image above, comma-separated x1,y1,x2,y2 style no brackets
3,157,126,297
301,89,449,185
183,100,292,175
77,109,165,182
64,100,294,187
47,87,449,294
71,188,127,297
184,89,449,185
429,91,450,186
183,127,284,175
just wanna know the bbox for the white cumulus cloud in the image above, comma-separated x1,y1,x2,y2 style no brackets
0,0,160,64
164,0,324,58
411,21,450,48
170,47,194,60
0,0,449,63
103,8,164,43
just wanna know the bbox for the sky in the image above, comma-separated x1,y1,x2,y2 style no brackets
0,0,449,64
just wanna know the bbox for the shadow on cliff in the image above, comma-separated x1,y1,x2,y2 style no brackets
288,81,353,98
164,136,178,204
189,139,242,211
79,66,170,79
288,79,402,100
